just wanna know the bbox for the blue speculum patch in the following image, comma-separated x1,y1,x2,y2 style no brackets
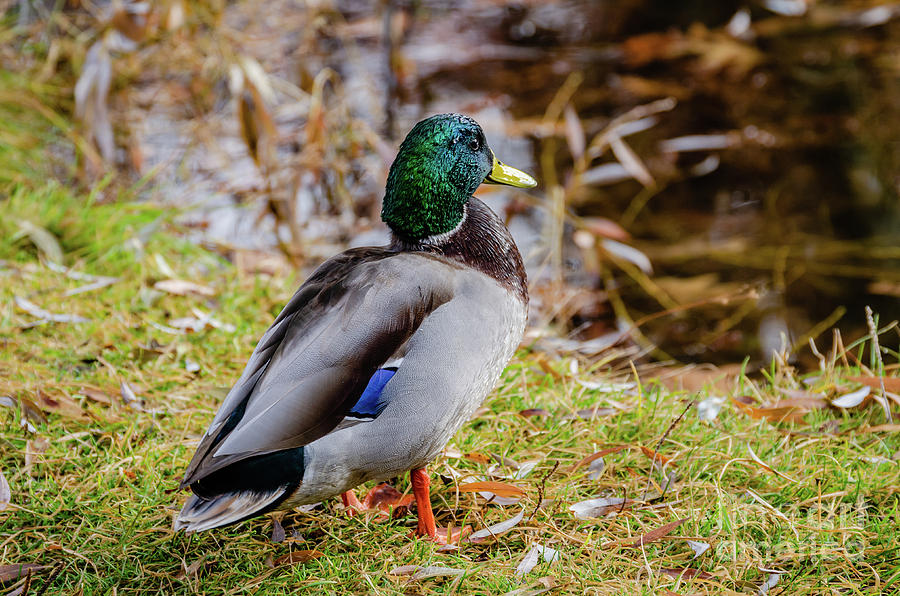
349,367,397,418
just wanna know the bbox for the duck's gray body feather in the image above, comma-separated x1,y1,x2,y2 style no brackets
288,268,525,504
175,198,527,532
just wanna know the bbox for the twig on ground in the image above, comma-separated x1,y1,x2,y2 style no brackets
641,399,694,501
865,306,892,423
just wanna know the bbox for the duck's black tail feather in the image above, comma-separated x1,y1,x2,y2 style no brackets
174,447,304,532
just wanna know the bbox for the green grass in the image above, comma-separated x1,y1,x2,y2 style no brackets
2,183,899,595
0,61,898,594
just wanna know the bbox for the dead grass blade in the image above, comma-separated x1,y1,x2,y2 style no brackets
746,444,797,483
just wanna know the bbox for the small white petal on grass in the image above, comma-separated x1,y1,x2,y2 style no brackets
687,540,711,558
0,469,10,511
515,545,561,578
587,457,606,480
14,296,89,324
758,572,783,594
153,253,177,277
185,359,200,373
192,308,236,333
148,320,186,335
513,461,539,479
697,395,726,421
389,565,465,581
46,261,120,295
832,386,870,408
576,379,636,392
466,510,525,543
154,279,216,297
120,381,146,412
859,456,894,465
569,497,632,519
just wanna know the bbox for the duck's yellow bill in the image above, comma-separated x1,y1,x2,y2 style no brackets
485,152,537,188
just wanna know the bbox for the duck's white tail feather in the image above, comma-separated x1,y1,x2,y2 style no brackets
174,489,285,532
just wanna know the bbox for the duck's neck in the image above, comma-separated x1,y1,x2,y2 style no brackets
390,198,528,303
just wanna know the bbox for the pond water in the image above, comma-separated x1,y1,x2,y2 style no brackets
135,0,900,367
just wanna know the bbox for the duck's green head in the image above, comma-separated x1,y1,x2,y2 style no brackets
382,113,537,240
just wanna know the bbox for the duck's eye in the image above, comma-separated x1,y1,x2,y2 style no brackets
468,138,480,151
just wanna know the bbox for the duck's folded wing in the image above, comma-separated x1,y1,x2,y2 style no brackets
181,249,456,486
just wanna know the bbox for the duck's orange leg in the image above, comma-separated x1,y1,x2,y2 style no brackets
341,490,364,516
410,467,471,545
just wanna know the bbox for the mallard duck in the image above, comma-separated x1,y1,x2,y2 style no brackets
175,113,536,542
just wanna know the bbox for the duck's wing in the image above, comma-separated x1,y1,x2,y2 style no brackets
180,248,457,487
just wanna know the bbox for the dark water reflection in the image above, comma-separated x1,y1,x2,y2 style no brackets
383,0,900,365
160,0,900,366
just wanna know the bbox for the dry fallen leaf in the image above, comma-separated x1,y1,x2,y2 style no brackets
361,483,413,516
569,497,635,520
658,567,714,581
389,565,465,582
13,219,63,264
567,406,619,420
862,423,900,433
697,395,726,421
24,437,50,474
34,389,89,421
14,296,89,325
274,550,324,566
457,481,525,499
270,519,285,543
730,396,808,424
571,446,627,473
515,544,561,578
0,469,10,511
0,563,48,583
687,539,710,558
78,388,113,405
831,386,871,408
640,446,675,468
620,517,688,548
466,510,525,544
847,375,900,393
518,408,550,418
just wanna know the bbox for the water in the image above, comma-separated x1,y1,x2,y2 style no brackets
134,0,900,365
